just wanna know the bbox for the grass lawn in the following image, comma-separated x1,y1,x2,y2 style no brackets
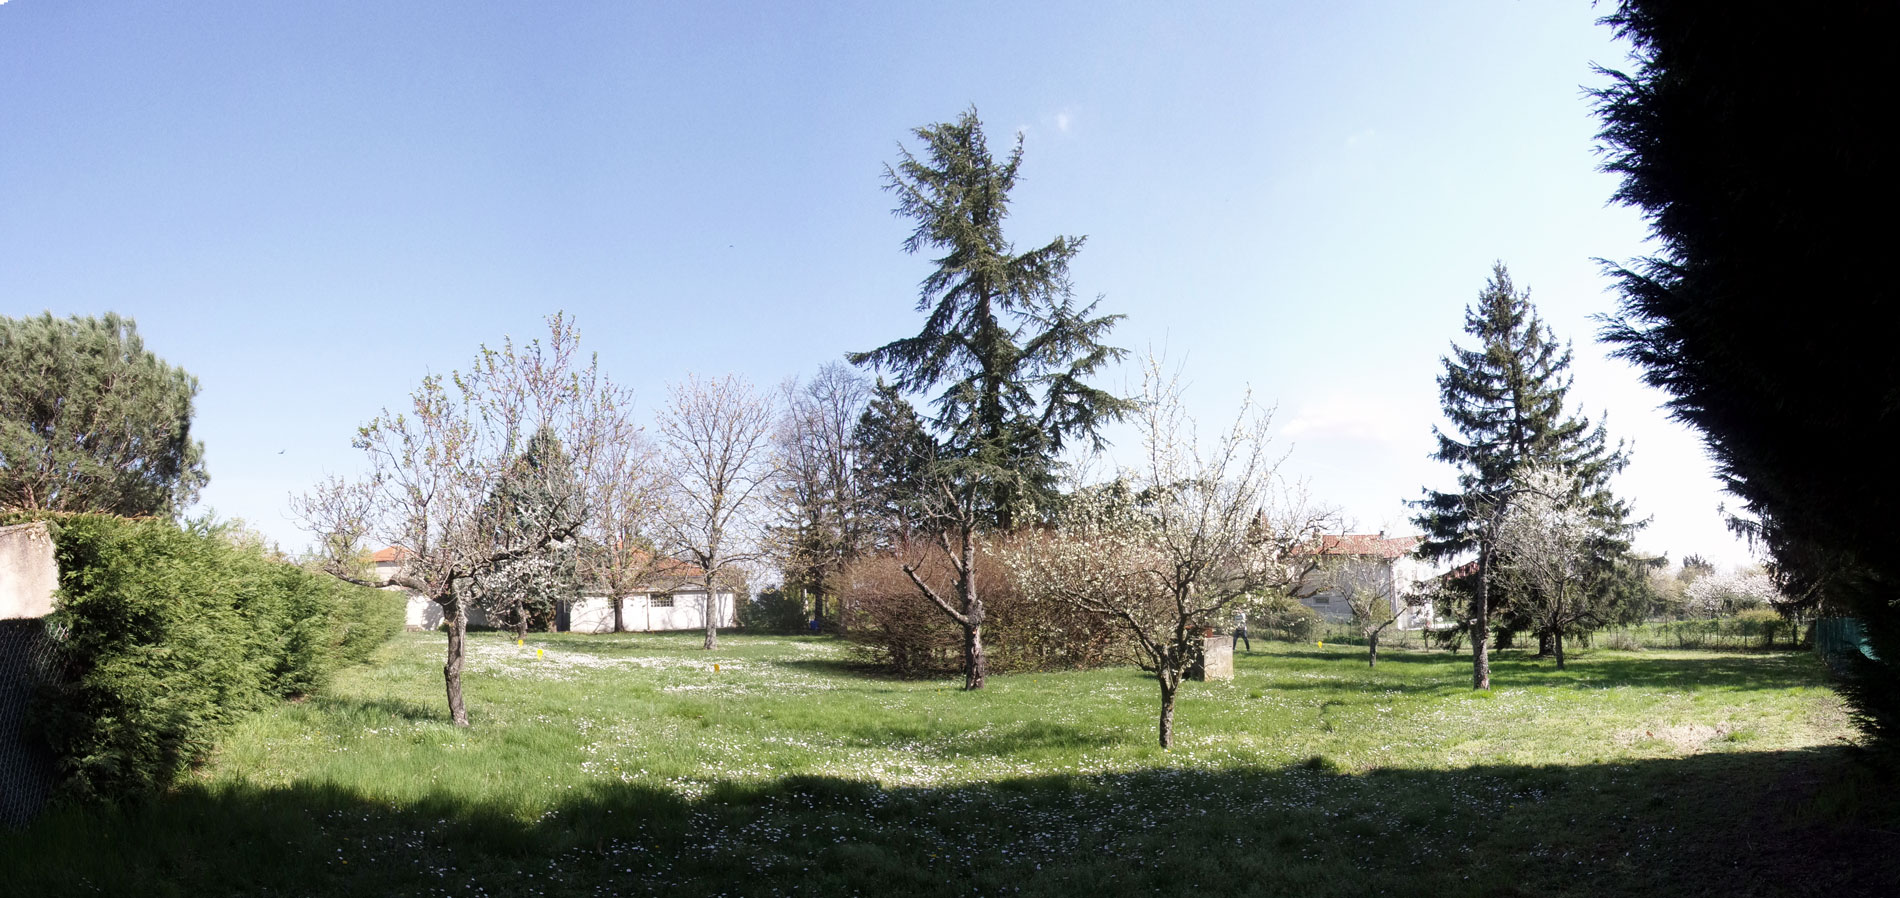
8,631,1895,897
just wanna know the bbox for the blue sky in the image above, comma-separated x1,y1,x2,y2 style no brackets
0,1,1754,569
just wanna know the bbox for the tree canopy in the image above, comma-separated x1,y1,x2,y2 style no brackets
848,107,1130,527
1593,0,1900,748
1413,264,1634,687
846,108,1130,689
471,426,583,638
0,312,207,518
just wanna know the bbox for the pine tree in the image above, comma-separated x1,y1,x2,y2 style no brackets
1593,0,1900,751
851,380,937,551
848,108,1130,689
1413,263,1631,687
0,312,207,517
473,427,583,639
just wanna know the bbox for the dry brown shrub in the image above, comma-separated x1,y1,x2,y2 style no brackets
838,536,1125,676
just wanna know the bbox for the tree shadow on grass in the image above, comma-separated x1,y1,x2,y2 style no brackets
7,747,1895,898
305,695,444,723
1258,647,1832,694
774,656,963,684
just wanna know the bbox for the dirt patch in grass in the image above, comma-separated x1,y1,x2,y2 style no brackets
1614,722,1734,753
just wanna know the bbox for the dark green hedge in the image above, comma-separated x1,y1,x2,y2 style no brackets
10,514,401,801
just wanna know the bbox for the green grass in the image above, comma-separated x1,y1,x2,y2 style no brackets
9,632,1896,897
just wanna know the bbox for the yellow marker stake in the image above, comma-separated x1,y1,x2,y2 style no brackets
516,638,522,647
536,648,544,658
1317,641,1324,649
713,664,720,672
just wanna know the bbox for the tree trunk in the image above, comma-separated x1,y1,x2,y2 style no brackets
1554,631,1566,670
811,571,827,631
612,595,624,633
1538,631,1554,657
444,599,470,727
958,529,985,690
962,618,987,690
1473,548,1492,690
703,571,719,650
1157,676,1178,748
1368,632,1379,668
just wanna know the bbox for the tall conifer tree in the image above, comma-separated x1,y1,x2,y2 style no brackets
1593,1,1900,749
849,108,1129,689
1414,264,1630,688
473,426,583,639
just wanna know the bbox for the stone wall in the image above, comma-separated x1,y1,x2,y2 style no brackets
0,522,58,621
0,521,60,825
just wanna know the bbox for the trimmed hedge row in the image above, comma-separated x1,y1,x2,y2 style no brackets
13,514,401,801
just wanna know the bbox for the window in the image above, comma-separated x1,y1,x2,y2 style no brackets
650,593,674,608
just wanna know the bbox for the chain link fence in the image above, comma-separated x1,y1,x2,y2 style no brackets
1815,617,1873,670
0,618,62,827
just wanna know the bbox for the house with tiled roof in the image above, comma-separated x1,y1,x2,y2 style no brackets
1290,532,1438,629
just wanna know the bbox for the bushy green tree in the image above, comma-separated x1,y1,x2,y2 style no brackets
0,313,207,517
849,108,1130,689
1413,264,1634,687
1593,0,1900,749
851,380,936,550
471,427,583,639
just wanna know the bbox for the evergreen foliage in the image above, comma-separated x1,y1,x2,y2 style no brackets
847,108,1130,689
8,512,401,802
471,427,583,638
1413,265,1635,683
850,380,937,549
1592,0,1900,750
0,313,208,518
847,108,1130,526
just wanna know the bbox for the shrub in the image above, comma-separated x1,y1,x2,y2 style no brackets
16,513,400,802
839,540,1124,676
1247,593,1322,643
745,587,811,634
1734,607,1785,648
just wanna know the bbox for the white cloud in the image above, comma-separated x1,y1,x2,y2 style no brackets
1054,112,1072,133
1281,394,1409,444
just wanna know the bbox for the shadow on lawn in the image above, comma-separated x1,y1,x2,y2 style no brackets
305,695,444,722
8,747,1896,898
1255,647,1831,694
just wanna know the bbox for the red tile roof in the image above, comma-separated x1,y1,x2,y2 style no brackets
370,547,408,563
1300,533,1420,559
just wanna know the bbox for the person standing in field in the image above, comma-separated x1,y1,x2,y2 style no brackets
1232,610,1251,653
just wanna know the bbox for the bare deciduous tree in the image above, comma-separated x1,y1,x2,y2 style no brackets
652,374,776,650
769,363,872,629
583,420,660,634
1328,568,1424,668
1007,358,1336,748
292,314,630,726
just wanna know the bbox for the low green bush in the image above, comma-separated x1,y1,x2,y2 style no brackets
14,513,401,802
745,587,811,634
1249,593,1322,643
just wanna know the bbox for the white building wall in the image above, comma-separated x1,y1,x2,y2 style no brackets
567,591,738,633
402,592,489,630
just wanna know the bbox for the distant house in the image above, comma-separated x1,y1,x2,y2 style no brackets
1291,533,1438,630
374,547,738,633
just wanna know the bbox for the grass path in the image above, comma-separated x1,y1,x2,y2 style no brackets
9,632,1892,897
